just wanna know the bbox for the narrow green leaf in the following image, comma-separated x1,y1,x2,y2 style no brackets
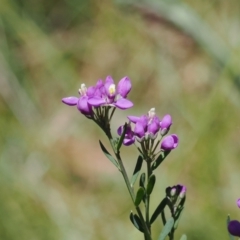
130,155,143,187
129,212,144,232
174,207,184,229
134,187,145,206
139,172,146,189
99,140,119,169
150,198,167,224
179,234,187,240
227,215,235,240
158,217,174,240
151,151,170,171
146,174,156,195
117,122,127,151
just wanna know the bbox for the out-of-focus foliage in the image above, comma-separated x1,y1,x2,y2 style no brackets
0,0,240,239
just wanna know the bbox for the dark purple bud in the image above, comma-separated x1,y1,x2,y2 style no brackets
62,97,79,106
237,198,240,208
117,124,135,146
114,98,133,109
161,134,179,150
228,220,240,237
117,76,132,98
77,96,93,116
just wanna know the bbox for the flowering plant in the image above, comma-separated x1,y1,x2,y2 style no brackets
62,76,187,240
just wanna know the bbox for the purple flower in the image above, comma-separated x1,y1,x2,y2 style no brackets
128,108,161,141
117,124,135,146
160,114,172,135
237,198,240,208
62,84,93,116
161,134,179,150
228,220,240,237
147,116,160,138
88,76,133,110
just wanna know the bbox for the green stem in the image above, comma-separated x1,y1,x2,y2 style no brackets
106,132,152,240
145,160,152,233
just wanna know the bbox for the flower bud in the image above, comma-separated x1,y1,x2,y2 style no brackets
170,187,176,197
179,185,187,199
160,114,172,135
161,134,179,150
228,220,240,237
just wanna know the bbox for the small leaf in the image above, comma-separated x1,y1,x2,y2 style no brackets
130,155,143,187
134,187,145,206
139,172,146,189
99,140,119,169
146,174,156,195
117,122,127,151
179,234,187,240
150,198,167,224
158,217,174,240
129,212,144,232
227,215,235,240
151,151,170,171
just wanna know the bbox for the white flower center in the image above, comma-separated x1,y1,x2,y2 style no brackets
148,108,156,119
108,84,116,97
79,83,87,96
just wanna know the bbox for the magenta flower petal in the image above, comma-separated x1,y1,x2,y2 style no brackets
134,122,146,139
105,76,114,84
88,96,106,107
228,220,240,237
77,96,92,115
114,98,133,109
86,86,96,97
123,138,135,146
161,114,172,129
161,134,179,150
117,76,132,98
237,199,240,208
128,116,141,123
148,121,159,135
62,97,79,106
138,115,148,129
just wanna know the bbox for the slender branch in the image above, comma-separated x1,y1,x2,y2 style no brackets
105,130,152,240
145,160,152,233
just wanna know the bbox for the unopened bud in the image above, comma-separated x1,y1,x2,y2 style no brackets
179,186,187,199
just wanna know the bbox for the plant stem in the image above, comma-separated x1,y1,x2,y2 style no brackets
145,160,152,233
106,132,152,240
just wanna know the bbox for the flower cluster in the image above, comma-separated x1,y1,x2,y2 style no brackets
228,198,240,237
62,76,133,117
117,108,178,156
62,76,183,240
166,184,186,214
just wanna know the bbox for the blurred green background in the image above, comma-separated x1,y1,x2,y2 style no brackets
0,0,240,239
